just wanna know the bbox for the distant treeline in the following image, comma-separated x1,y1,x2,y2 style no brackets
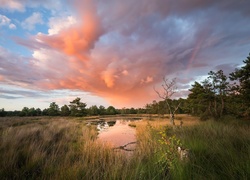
1,53,250,120
0,97,148,117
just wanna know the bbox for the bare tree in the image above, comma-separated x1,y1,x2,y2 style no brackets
154,78,181,126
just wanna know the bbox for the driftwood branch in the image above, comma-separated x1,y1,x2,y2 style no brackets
113,141,137,152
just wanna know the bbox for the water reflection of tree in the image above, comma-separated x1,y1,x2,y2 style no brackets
119,120,128,125
97,122,109,131
107,121,116,126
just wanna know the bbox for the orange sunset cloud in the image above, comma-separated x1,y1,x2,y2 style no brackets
37,0,102,61
28,0,168,107
2,0,249,109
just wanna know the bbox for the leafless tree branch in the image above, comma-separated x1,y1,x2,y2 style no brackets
154,77,180,126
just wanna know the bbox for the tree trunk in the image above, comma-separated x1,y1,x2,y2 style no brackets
166,101,175,125
170,113,175,126
214,98,218,118
208,101,212,116
220,96,224,117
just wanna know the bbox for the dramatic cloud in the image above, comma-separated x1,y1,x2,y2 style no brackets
48,16,77,35
35,0,103,61
1,0,250,108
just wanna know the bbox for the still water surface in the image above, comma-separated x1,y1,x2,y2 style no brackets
96,119,140,150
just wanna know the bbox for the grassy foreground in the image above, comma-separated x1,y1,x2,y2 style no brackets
169,119,250,179
0,115,249,179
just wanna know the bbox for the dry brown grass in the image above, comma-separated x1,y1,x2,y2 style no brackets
0,116,145,179
0,115,202,179
129,114,200,128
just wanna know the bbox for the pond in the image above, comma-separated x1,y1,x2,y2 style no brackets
91,118,141,151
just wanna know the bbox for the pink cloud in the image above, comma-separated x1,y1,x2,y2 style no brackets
36,0,103,61
3,0,249,108
24,0,168,107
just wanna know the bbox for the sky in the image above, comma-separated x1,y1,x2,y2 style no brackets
0,0,250,110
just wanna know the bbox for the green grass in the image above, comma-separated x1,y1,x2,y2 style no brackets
0,116,249,179
170,119,250,180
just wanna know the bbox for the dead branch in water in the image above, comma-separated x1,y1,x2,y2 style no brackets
113,141,137,151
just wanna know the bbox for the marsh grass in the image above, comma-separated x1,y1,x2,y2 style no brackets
0,116,249,179
0,117,171,179
170,119,250,179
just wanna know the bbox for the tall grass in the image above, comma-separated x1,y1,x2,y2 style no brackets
0,116,249,179
170,120,250,179
0,117,170,179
